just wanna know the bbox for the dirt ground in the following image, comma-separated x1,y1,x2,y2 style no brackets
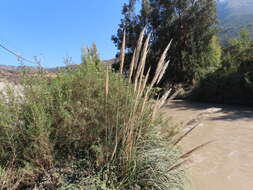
164,100,253,190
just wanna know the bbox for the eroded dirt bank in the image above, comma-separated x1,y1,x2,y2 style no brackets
164,100,253,190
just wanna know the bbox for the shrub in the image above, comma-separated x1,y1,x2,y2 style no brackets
191,70,253,106
0,31,189,189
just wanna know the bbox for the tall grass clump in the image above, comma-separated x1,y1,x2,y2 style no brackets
0,30,190,189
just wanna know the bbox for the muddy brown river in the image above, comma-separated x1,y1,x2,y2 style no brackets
164,100,253,190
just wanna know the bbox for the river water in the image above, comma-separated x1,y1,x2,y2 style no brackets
164,100,253,190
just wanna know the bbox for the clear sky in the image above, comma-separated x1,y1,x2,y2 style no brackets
0,0,128,67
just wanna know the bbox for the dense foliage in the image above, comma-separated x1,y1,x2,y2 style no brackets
192,28,253,105
112,0,253,106
0,45,189,189
112,0,221,84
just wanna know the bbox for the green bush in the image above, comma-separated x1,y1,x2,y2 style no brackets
0,42,188,189
190,28,253,106
191,70,253,106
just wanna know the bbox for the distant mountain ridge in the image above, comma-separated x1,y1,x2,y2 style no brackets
218,0,253,13
0,59,116,73
217,0,253,41
0,65,52,72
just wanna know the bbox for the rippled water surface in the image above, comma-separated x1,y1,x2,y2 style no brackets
164,101,253,190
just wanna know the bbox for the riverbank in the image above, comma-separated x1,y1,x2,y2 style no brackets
163,100,253,190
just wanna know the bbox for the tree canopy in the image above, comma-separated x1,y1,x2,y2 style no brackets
112,0,221,85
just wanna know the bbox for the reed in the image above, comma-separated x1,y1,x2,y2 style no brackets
0,29,195,189
119,30,126,74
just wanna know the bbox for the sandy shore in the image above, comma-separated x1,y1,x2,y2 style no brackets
164,100,253,190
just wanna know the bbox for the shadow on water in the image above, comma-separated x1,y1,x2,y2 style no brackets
164,100,253,121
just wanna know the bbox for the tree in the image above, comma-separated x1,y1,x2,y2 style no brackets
193,28,253,106
112,0,220,85
222,28,253,73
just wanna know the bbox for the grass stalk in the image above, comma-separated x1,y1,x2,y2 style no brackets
120,30,126,74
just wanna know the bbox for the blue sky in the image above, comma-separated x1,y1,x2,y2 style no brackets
0,0,128,67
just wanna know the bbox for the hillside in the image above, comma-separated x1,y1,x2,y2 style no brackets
0,59,117,84
217,0,253,41
0,59,116,73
